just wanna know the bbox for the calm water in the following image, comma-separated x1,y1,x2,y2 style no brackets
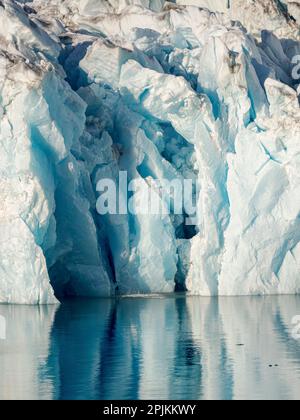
0,295,300,400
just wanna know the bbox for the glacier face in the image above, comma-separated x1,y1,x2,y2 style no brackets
0,0,299,303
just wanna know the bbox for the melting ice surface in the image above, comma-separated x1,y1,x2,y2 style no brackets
1,295,300,400
0,0,300,302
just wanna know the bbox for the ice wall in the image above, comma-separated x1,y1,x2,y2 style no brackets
0,0,299,302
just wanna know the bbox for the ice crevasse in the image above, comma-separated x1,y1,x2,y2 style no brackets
0,0,299,303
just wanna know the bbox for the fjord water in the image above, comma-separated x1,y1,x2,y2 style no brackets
0,295,300,400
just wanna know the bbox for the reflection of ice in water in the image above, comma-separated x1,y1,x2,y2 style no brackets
1,296,300,400
186,296,300,400
0,315,6,340
96,295,300,400
48,299,113,400
0,304,57,400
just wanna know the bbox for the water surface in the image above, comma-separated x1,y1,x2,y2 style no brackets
1,295,300,400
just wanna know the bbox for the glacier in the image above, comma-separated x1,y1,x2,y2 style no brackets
0,0,299,303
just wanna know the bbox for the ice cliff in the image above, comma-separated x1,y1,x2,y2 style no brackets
0,0,299,303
